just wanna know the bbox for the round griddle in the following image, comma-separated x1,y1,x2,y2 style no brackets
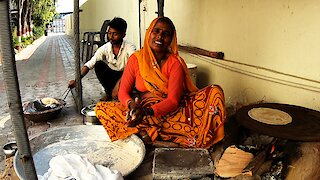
236,103,320,141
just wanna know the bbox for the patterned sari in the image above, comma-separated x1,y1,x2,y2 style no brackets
95,17,226,148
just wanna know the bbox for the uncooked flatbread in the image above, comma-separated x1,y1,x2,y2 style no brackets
248,107,292,125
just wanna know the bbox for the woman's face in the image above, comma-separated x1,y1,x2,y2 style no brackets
148,21,173,54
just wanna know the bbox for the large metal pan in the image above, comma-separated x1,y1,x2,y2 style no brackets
13,125,145,179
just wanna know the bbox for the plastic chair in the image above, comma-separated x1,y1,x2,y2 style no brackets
81,20,110,63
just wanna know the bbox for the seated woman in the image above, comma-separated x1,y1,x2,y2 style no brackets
95,17,226,148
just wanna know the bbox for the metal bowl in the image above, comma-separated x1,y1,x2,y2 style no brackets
81,104,101,125
3,141,17,157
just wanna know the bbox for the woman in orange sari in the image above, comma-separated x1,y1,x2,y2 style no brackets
95,17,225,148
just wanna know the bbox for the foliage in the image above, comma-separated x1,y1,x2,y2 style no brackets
12,26,19,48
32,25,44,38
12,26,35,50
11,0,56,50
12,36,19,48
32,0,56,28
21,36,33,45
54,13,62,19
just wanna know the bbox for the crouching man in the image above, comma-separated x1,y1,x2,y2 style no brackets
68,17,136,101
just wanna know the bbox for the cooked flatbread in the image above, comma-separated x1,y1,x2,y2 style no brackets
248,107,292,125
41,97,60,105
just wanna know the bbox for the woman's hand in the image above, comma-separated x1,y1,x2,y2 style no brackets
126,97,144,127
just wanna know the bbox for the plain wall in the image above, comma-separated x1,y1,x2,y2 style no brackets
159,0,320,111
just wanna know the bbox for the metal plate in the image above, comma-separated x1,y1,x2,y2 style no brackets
14,125,145,179
236,103,320,141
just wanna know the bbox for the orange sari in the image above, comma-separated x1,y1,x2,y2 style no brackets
95,17,226,148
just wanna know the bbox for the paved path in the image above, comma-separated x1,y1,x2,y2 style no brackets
0,33,103,170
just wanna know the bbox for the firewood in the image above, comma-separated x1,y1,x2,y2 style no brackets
242,138,277,176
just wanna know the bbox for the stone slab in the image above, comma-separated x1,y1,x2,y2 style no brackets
153,148,214,179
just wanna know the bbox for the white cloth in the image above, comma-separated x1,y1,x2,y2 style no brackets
84,40,136,71
38,154,123,180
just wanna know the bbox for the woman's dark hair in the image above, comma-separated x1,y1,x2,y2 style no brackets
157,16,176,33
109,17,127,33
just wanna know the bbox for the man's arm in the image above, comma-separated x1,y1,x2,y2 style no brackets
68,44,108,89
68,66,90,88
84,44,106,69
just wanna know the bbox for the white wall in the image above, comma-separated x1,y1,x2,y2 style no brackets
64,14,73,36
161,0,320,111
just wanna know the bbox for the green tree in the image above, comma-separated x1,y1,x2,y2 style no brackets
11,0,56,49
32,0,56,27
